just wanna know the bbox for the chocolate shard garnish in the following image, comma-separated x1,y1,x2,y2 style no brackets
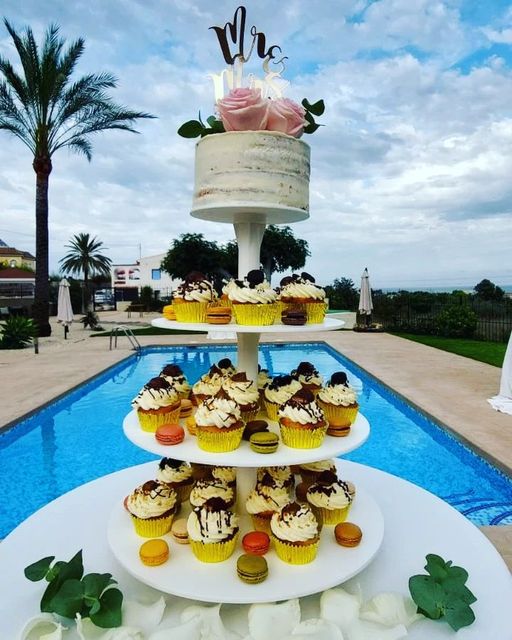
159,457,182,470
142,480,160,492
295,361,316,376
208,364,223,377
301,271,315,282
268,374,293,389
316,470,338,486
146,377,171,390
289,388,315,404
161,364,183,377
247,269,265,286
231,371,249,382
330,371,348,386
235,279,244,287
280,276,293,287
204,496,229,511
281,501,303,517
218,358,234,369
214,387,232,401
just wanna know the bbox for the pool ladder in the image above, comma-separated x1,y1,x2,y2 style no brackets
109,326,141,352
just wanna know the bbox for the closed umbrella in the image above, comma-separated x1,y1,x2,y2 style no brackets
358,268,373,326
488,330,512,414
57,278,74,339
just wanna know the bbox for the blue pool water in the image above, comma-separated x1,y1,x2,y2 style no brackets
1,342,511,538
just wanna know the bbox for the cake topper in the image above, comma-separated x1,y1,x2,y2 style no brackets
178,6,325,139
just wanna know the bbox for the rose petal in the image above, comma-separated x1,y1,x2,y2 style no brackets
122,596,166,634
344,620,408,640
360,593,423,628
320,588,361,632
76,613,144,640
19,614,66,640
181,604,240,640
248,599,301,640
289,618,344,639
148,615,202,640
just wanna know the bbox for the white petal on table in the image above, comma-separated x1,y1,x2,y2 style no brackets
122,597,166,635
344,620,408,640
181,604,241,640
148,615,203,640
76,614,144,640
247,599,301,640
288,618,344,639
359,593,423,628
320,588,362,632
19,614,67,640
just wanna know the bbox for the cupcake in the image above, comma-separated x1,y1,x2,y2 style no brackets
317,372,359,435
159,364,191,400
126,480,178,537
291,361,323,396
216,358,237,378
257,366,272,402
194,392,245,452
279,272,326,324
187,497,239,563
278,388,327,449
298,460,337,487
172,271,217,323
222,372,260,422
246,482,290,533
190,479,235,509
256,466,295,494
228,270,278,325
263,374,302,422
131,377,181,432
190,462,213,482
306,471,354,525
270,501,320,564
156,458,194,503
211,466,237,490
191,365,223,405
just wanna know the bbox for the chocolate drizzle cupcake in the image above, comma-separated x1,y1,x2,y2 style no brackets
306,471,354,525
187,497,239,562
278,388,327,449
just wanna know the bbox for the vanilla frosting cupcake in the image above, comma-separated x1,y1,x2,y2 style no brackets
187,497,239,562
156,458,194,502
291,361,323,395
228,270,278,325
222,372,260,421
215,358,237,378
256,466,295,493
131,377,181,432
298,459,337,486
172,272,216,322
263,374,302,421
278,388,327,449
126,480,177,537
246,483,290,533
190,479,235,509
194,392,244,452
159,364,191,399
211,466,237,489
279,273,326,324
317,371,359,434
191,366,223,404
270,501,320,564
306,471,354,525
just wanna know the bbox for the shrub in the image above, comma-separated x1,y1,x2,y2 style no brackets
80,311,103,330
0,316,36,349
434,305,478,338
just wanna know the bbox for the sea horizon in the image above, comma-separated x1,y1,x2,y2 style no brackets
376,284,512,294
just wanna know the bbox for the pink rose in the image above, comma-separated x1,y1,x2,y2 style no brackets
217,88,269,132
266,98,306,138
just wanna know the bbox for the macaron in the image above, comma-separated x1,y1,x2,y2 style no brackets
334,522,363,547
155,423,185,445
171,518,189,544
139,539,169,566
295,481,309,503
185,416,197,436
242,531,270,555
281,308,306,325
243,419,269,441
180,398,193,419
250,431,279,454
327,423,352,437
236,554,268,584
206,306,232,324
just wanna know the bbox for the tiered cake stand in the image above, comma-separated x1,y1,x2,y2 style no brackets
108,209,384,603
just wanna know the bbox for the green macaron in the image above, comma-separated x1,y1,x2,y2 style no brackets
249,431,279,454
236,553,268,584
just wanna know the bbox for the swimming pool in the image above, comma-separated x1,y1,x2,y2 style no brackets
1,342,511,538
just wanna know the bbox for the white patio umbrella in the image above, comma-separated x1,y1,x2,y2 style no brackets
358,268,373,325
488,330,512,414
57,278,74,339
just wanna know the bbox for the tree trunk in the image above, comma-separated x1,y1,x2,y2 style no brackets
32,156,53,337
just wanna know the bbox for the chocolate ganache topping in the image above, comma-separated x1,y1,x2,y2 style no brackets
330,371,349,386
158,457,183,471
218,357,235,370
268,374,294,391
146,377,172,391
160,364,184,378
246,269,265,287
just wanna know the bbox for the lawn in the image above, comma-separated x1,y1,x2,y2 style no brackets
391,333,506,367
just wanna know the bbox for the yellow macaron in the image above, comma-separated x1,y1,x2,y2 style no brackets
139,538,169,566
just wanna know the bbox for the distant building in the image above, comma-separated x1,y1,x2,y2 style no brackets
0,239,35,270
111,253,178,300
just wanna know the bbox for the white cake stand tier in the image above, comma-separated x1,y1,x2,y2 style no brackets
107,460,384,604
190,203,309,224
151,316,344,333
123,409,369,467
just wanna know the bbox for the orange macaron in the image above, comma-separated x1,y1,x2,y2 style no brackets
334,522,363,547
155,423,184,445
242,531,270,555
139,538,169,566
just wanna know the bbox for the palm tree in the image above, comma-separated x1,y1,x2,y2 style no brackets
59,233,112,312
0,20,154,335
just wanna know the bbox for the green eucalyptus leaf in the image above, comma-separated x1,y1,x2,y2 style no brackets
82,573,114,599
409,575,445,619
90,587,123,628
177,120,204,138
304,111,315,124
49,579,85,619
444,580,477,605
24,556,55,582
444,599,476,631
88,599,101,616
206,115,217,127
445,565,469,584
46,560,65,583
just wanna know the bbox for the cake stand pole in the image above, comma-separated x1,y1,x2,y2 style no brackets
234,221,267,383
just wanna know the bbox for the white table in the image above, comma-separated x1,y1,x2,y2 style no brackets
1,461,511,639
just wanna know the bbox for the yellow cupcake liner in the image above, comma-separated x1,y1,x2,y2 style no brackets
137,405,181,433
190,534,238,563
317,400,359,427
196,425,244,452
251,513,273,534
305,302,327,324
131,513,174,538
274,300,286,323
280,422,328,449
263,400,279,422
173,301,209,323
316,504,351,525
272,536,319,564
233,303,277,326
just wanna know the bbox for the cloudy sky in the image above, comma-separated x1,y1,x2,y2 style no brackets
1,0,512,290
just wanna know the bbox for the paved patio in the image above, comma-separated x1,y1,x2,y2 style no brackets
0,312,510,567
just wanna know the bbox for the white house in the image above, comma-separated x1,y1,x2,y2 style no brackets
111,254,178,299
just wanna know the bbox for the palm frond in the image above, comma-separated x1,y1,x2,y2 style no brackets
66,136,92,160
59,232,112,279
0,118,35,150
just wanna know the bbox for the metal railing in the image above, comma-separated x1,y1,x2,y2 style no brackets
109,326,141,352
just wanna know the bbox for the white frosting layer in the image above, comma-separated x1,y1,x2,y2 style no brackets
270,505,318,542
127,482,177,519
307,480,353,509
193,131,310,213
157,460,193,484
131,384,179,411
246,486,290,514
194,396,242,428
190,480,234,507
318,384,358,407
187,507,238,543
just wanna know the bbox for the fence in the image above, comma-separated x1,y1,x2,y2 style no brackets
373,297,512,342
